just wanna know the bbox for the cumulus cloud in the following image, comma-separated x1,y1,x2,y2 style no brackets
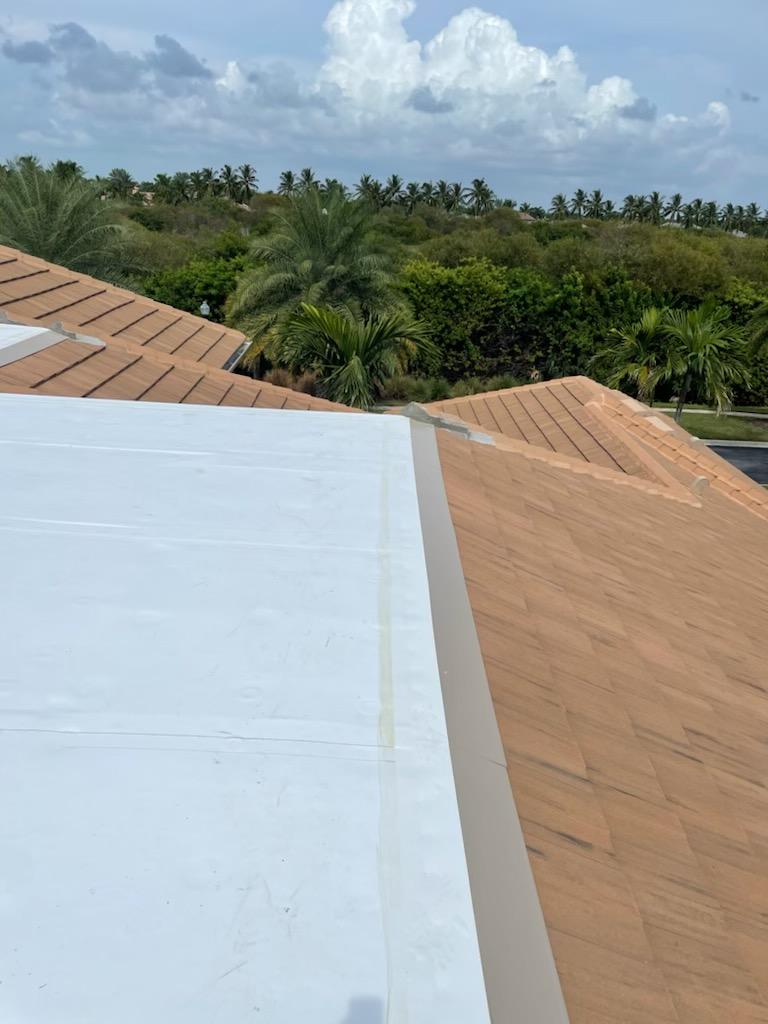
145,34,212,79
0,0,734,193
2,38,53,64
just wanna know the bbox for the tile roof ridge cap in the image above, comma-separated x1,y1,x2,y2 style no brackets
488,431,701,506
582,394,697,500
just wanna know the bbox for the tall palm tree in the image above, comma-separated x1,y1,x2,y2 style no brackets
237,164,258,201
280,303,433,408
744,202,761,229
383,174,403,207
298,167,319,192
446,182,465,213
719,203,737,231
664,193,684,223
220,164,240,202
591,307,667,402
103,168,136,200
467,177,494,216
603,199,616,218
200,167,219,196
278,170,298,198
50,160,84,181
585,189,606,219
419,181,436,206
701,201,719,228
229,188,397,368
645,191,664,226
621,194,642,221
662,303,750,420
355,174,384,210
435,180,451,209
0,162,123,278
570,189,588,218
549,194,569,218
403,182,422,215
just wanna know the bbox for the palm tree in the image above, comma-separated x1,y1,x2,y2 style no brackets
603,199,616,218
446,182,465,213
200,167,220,196
403,182,422,215
585,189,606,219
621,194,642,221
229,188,397,368
152,173,173,204
278,170,298,198
644,191,664,226
238,164,258,201
383,174,403,207
298,167,319,193
701,201,719,229
50,160,84,181
419,181,436,206
719,203,737,231
220,164,240,202
591,307,667,402
280,303,433,408
664,193,684,223
435,180,451,209
570,189,588,218
0,162,123,278
662,303,750,420
467,177,494,216
549,194,569,218
104,167,136,200
168,171,191,205
355,174,384,209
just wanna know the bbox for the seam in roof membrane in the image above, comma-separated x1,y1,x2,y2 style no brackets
409,419,570,1024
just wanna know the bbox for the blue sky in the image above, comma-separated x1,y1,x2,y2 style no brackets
1,0,765,204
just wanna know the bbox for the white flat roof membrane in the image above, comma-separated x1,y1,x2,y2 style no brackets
0,395,491,1024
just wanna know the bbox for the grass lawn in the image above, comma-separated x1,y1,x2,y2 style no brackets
676,412,768,442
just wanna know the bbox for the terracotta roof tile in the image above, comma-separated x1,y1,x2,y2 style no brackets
0,327,351,414
0,244,245,369
437,427,768,1024
423,376,768,521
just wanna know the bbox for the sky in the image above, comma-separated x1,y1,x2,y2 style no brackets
0,0,765,204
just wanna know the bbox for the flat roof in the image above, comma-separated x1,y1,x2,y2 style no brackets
0,395,493,1022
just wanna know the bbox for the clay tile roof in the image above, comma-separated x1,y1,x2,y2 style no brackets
436,425,768,1024
424,376,768,521
0,320,351,413
0,244,246,370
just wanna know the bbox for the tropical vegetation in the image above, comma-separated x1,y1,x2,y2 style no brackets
2,154,768,409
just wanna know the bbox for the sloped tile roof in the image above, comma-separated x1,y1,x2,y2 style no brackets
0,323,350,413
437,426,768,1024
424,377,768,521
0,244,246,369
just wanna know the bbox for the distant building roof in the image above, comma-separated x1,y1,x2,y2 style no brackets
0,243,246,369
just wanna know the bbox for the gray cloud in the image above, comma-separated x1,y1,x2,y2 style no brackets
740,90,759,103
1,39,54,64
48,22,143,92
407,86,453,114
146,34,212,79
619,96,657,121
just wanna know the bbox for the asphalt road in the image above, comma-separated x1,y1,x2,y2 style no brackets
709,443,768,485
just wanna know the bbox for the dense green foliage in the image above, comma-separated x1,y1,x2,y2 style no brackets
281,304,433,408
3,154,768,405
0,159,123,277
228,188,399,368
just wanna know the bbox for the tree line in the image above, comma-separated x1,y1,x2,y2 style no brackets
2,154,768,410
4,155,764,236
